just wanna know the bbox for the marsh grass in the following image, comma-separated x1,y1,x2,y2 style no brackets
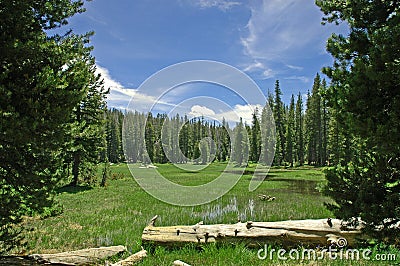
15,163,399,265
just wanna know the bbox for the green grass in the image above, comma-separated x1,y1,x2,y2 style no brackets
135,243,399,266
15,163,399,265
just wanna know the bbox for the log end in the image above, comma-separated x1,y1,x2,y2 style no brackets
173,260,192,266
148,215,158,227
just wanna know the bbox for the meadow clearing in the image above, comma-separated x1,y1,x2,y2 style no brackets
17,163,399,265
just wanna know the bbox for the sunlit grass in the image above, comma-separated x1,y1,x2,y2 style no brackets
16,163,398,265
21,163,328,252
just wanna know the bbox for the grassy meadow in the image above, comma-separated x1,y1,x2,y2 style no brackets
16,163,399,265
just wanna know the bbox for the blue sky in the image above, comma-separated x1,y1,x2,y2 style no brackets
64,0,347,123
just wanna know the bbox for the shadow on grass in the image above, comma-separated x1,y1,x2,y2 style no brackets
244,176,321,194
269,178,320,195
243,173,278,180
57,184,93,194
0,256,41,265
225,169,258,175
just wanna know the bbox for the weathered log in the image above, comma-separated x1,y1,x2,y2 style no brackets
110,248,147,266
173,260,192,266
142,216,365,248
29,245,126,265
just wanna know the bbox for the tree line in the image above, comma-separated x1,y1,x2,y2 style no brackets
104,74,349,168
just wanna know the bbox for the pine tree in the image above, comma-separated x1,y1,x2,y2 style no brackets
106,109,124,163
273,81,286,165
122,112,135,163
305,74,324,166
179,115,190,163
250,109,261,163
220,118,231,161
314,74,323,166
208,123,216,162
122,111,146,163
285,95,295,167
232,118,245,166
295,92,304,165
305,90,313,165
317,0,400,241
188,117,195,162
320,79,329,165
243,122,250,166
326,108,348,165
0,0,95,251
66,55,108,186
260,99,275,166
199,138,209,165
162,116,173,163
144,113,155,164
192,118,201,163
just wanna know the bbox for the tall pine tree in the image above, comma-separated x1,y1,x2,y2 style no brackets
0,0,101,251
285,95,295,167
317,0,400,241
273,81,286,165
65,51,108,186
295,92,304,165
250,109,261,163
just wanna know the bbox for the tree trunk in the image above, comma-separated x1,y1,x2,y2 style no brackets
142,216,365,248
71,152,81,186
100,160,109,187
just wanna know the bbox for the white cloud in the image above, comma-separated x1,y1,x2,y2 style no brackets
189,105,216,117
196,0,241,11
219,104,263,125
187,104,262,125
286,64,304,71
96,65,265,124
262,69,276,79
284,76,310,83
243,61,265,72
96,65,150,100
96,65,125,91
241,0,327,61
242,60,276,79
96,65,174,112
239,0,347,79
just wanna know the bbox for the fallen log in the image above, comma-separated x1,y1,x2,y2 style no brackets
142,216,365,248
110,248,147,266
29,245,127,265
173,260,192,266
